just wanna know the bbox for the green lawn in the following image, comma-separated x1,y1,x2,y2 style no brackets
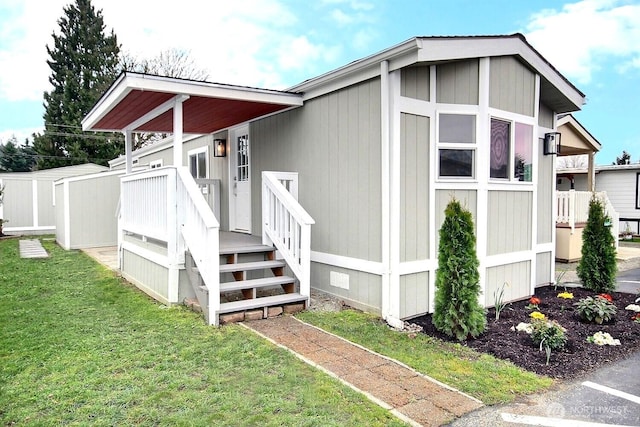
0,238,405,426
298,310,554,405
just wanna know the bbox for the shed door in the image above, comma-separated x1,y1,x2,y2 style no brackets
229,125,251,233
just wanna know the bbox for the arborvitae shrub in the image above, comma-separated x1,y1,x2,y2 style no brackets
577,196,617,292
432,198,486,341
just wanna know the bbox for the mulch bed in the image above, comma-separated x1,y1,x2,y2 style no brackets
412,285,640,379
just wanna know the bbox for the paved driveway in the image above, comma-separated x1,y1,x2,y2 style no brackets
451,351,640,426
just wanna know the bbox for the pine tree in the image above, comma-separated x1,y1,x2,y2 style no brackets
0,136,37,172
432,198,486,341
577,196,617,292
32,0,122,169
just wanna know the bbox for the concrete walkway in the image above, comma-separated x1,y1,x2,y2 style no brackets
244,315,482,427
18,239,48,258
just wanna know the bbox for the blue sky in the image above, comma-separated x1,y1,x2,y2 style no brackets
1,0,639,165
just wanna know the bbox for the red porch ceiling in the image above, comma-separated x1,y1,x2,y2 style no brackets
92,89,294,134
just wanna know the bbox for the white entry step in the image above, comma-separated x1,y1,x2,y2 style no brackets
19,239,49,259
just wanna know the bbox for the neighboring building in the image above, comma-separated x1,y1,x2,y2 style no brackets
78,33,585,326
557,163,640,235
0,163,107,235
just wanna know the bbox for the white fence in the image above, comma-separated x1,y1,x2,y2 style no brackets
262,171,315,303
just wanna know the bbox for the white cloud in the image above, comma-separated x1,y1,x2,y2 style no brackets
0,0,332,105
524,0,640,85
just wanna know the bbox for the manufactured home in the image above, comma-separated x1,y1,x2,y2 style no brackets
79,34,586,326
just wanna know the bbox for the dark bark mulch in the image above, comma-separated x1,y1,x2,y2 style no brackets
412,285,640,379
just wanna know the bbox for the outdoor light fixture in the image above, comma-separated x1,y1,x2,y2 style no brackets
543,132,561,155
214,139,227,157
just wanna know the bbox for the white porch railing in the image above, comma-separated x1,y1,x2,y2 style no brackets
262,171,315,304
556,190,619,248
121,166,221,324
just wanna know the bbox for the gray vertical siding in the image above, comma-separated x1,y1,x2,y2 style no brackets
251,78,382,262
489,57,535,117
37,180,54,226
485,261,531,306
67,173,121,248
487,191,532,255
435,190,477,250
310,262,382,313
3,179,34,227
436,59,479,105
122,249,170,302
537,141,554,244
536,252,552,286
538,103,554,128
54,183,66,245
400,113,430,262
401,66,430,101
400,272,429,318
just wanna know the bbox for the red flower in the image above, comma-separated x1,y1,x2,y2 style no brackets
632,313,640,321
598,293,613,302
529,296,541,305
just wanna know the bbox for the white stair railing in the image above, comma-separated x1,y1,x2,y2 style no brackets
176,167,221,325
262,171,315,304
121,167,221,324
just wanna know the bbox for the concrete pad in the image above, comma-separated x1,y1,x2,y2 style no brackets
19,239,48,259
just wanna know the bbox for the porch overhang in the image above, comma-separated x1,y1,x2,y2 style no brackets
82,72,303,133
557,114,601,156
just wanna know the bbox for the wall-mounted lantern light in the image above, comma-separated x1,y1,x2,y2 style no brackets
214,139,226,157
543,132,561,155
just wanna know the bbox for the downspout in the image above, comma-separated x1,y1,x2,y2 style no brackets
380,60,403,329
380,60,391,324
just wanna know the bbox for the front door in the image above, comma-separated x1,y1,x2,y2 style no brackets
229,124,251,233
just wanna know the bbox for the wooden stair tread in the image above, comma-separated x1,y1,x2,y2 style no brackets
219,260,285,273
218,293,307,314
219,245,275,255
220,276,295,292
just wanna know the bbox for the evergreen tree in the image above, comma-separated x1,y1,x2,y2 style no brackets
32,0,122,169
613,150,631,165
577,196,617,292
432,198,486,341
0,136,37,172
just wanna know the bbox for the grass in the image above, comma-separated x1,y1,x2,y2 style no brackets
297,310,554,405
0,237,405,426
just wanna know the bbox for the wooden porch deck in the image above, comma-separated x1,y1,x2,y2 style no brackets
82,232,263,272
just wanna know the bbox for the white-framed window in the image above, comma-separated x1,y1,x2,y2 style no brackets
149,159,163,169
437,113,476,178
188,147,208,179
490,117,533,182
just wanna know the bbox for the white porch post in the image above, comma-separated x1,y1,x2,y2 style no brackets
173,99,184,167
587,152,595,192
166,168,180,303
124,129,133,174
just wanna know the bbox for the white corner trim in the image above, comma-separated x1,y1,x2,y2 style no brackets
311,251,384,275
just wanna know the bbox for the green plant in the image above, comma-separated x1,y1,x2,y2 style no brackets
493,282,511,321
577,196,617,292
553,269,567,289
432,198,486,341
530,319,567,365
574,296,617,324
